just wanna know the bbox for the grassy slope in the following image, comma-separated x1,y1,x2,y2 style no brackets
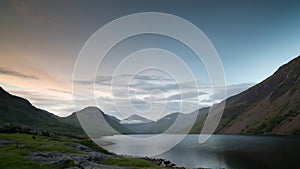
0,133,163,169
213,56,300,135
0,133,77,169
102,158,161,169
0,87,85,137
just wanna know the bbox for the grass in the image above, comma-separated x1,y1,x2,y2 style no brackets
0,133,163,169
75,139,115,155
0,133,82,169
242,100,292,134
0,146,52,169
0,145,78,169
0,133,79,153
189,117,206,134
102,157,163,169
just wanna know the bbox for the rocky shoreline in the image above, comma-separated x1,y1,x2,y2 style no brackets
0,124,187,169
142,157,184,169
25,151,186,169
25,151,125,169
0,137,187,169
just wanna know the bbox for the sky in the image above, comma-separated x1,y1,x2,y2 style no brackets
0,0,300,118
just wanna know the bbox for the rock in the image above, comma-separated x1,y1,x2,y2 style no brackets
21,138,176,169
0,138,13,146
25,152,128,169
142,157,181,168
79,161,128,169
17,144,25,148
64,142,94,153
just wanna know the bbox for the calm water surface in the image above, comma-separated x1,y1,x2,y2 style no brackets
99,134,300,169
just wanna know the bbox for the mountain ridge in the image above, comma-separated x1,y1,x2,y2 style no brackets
214,55,300,135
0,87,84,136
120,114,154,124
1,56,299,135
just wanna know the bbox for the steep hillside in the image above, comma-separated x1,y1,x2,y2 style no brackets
59,112,82,129
3,53,299,138
121,108,208,134
0,87,83,135
75,107,132,136
66,107,208,135
216,56,300,135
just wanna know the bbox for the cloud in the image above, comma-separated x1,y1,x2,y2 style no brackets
49,107,76,117
212,83,255,99
13,0,61,25
0,68,39,80
47,88,71,94
10,88,74,117
11,90,68,104
73,74,174,86
73,74,212,117
166,90,209,101
3,76,255,119
72,74,255,119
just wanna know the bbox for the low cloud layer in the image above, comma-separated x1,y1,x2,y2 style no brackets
73,74,254,119
0,68,39,80
3,74,254,119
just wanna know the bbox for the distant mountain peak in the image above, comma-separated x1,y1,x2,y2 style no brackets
120,114,153,124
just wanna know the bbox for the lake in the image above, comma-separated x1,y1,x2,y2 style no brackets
98,134,300,169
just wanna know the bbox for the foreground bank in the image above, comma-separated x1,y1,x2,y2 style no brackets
0,131,187,169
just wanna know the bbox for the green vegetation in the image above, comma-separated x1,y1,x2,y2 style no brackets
0,133,81,153
218,102,251,132
0,133,66,169
102,157,161,169
0,146,52,169
0,144,80,169
75,138,115,155
242,101,300,135
0,133,89,169
0,87,85,137
292,129,300,135
0,133,163,169
241,100,298,134
189,117,206,134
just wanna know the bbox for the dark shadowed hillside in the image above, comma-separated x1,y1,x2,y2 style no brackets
215,56,300,135
0,87,83,135
1,56,299,136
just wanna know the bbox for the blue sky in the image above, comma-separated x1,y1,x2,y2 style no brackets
0,0,299,117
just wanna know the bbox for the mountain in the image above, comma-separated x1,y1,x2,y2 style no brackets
153,108,209,134
0,87,133,136
212,56,300,135
120,114,153,124
65,108,208,135
120,109,209,134
64,107,208,134
2,55,299,136
59,112,82,129
116,56,299,135
0,87,83,135
74,107,132,135
0,86,204,136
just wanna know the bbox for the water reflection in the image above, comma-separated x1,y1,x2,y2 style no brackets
98,134,300,169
